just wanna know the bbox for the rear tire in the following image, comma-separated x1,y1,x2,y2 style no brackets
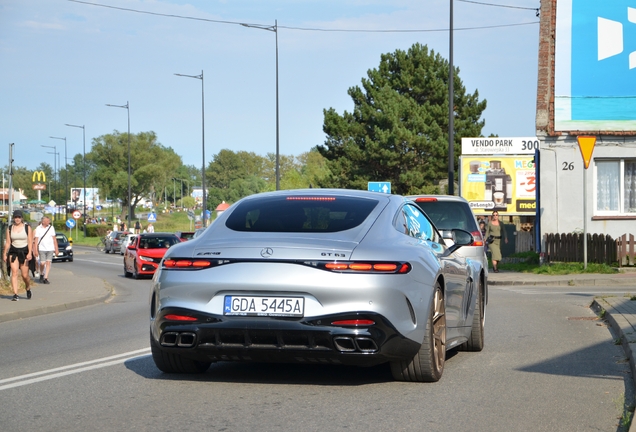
460,277,485,352
124,263,132,278
133,264,140,279
391,283,446,382
150,332,211,374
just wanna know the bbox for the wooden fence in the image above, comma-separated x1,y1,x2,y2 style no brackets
617,234,636,267
544,233,617,265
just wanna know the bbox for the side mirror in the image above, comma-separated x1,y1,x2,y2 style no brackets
442,229,474,257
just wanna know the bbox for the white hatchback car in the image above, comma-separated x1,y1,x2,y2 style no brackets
120,234,137,255
407,195,489,278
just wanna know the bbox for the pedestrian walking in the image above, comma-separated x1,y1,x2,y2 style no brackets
134,220,142,235
485,210,508,273
34,216,58,284
4,210,34,301
146,223,154,233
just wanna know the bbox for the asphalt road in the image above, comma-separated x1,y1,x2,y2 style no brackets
0,247,631,431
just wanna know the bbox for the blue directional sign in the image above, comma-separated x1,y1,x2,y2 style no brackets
96,205,102,211
66,219,76,229
204,209,211,219
147,212,157,222
367,182,391,194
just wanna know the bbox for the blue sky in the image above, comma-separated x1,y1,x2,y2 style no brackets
0,0,540,173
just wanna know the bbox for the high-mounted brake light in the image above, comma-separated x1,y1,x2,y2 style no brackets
286,196,336,201
414,197,438,202
164,314,198,321
331,319,375,326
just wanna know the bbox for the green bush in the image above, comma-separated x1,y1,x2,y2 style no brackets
84,224,113,238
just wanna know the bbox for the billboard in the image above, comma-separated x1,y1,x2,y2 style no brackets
459,156,536,216
70,188,100,205
554,0,636,131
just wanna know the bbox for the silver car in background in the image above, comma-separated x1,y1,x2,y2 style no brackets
149,189,486,382
408,195,489,282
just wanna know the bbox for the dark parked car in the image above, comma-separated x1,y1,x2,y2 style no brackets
53,233,73,262
149,189,486,382
104,231,129,254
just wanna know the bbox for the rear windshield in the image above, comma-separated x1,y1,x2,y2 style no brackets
139,236,180,249
225,195,380,233
413,201,478,232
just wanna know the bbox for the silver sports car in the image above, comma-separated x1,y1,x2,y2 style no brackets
149,189,486,382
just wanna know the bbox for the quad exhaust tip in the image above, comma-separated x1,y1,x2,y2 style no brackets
333,336,378,353
160,331,197,348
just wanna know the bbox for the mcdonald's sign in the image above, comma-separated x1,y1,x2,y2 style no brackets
32,171,46,183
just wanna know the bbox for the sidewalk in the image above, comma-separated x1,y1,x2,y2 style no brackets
0,266,113,323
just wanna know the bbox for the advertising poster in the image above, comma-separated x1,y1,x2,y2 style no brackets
554,0,636,131
70,188,100,206
459,156,536,216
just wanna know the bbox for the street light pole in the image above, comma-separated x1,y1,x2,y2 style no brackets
41,144,57,206
105,102,132,230
448,0,455,196
50,136,67,216
240,20,280,190
174,71,207,225
65,123,87,233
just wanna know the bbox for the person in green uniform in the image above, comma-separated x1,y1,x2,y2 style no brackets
485,211,508,273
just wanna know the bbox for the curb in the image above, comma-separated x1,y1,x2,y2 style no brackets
0,284,114,324
488,278,636,287
591,299,636,432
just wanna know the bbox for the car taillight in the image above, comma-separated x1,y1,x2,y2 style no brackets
471,230,484,247
164,314,198,321
319,261,411,274
163,259,213,269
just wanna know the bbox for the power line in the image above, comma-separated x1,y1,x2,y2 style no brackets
457,0,540,17
68,0,539,33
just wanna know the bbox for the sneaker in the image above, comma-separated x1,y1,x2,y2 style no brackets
12,294,18,301
39,275,44,283
43,279,50,284
26,289,32,299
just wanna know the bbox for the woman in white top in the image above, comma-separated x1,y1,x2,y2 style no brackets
4,210,34,301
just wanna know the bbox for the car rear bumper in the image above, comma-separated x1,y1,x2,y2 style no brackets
151,307,420,366
53,250,73,261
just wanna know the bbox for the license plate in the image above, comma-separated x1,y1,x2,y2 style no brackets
224,296,305,317
57,252,64,256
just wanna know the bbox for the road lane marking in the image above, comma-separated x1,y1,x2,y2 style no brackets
73,257,122,266
0,348,151,391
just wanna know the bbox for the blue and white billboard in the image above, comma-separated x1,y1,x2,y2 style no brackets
555,0,636,131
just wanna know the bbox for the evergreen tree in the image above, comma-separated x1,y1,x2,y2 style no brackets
318,43,487,194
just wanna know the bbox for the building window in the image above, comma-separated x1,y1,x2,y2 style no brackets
595,160,636,214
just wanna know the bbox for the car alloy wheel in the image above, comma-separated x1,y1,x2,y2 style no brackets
390,282,446,382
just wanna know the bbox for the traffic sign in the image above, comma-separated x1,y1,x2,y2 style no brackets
204,209,211,219
368,182,391,194
96,205,102,211
577,136,596,169
147,212,157,222
72,210,82,219
66,219,76,228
